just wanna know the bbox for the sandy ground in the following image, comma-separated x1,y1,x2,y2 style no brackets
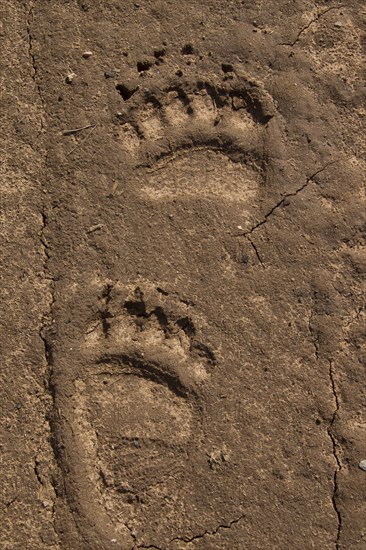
1,1,365,548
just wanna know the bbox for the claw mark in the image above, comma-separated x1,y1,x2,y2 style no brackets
99,284,114,337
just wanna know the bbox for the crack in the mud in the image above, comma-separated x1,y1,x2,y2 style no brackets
344,304,364,329
40,211,51,263
39,208,55,416
241,161,337,237
308,308,320,360
38,208,59,540
135,544,162,550
327,359,342,549
170,514,245,544
27,1,44,136
4,495,19,509
33,455,44,486
245,235,265,267
279,5,346,47
27,3,58,539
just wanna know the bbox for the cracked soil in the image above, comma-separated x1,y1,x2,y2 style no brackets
1,1,365,549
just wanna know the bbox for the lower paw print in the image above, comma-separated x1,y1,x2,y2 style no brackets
54,281,217,544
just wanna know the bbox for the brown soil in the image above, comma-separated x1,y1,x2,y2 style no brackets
1,1,365,549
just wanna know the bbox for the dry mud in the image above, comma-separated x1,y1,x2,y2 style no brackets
1,1,365,549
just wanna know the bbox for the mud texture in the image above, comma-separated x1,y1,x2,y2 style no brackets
1,1,365,549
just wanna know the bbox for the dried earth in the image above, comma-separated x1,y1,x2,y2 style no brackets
1,1,365,549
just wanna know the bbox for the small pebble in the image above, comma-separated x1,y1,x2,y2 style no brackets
65,72,76,84
87,223,103,234
359,459,366,471
104,70,115,79
334,21,343,28
82,50,93,58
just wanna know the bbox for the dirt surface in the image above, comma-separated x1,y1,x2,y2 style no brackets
1,1,365,548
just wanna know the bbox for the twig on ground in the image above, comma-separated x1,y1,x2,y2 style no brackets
63,124,96,136
66,124,98,156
